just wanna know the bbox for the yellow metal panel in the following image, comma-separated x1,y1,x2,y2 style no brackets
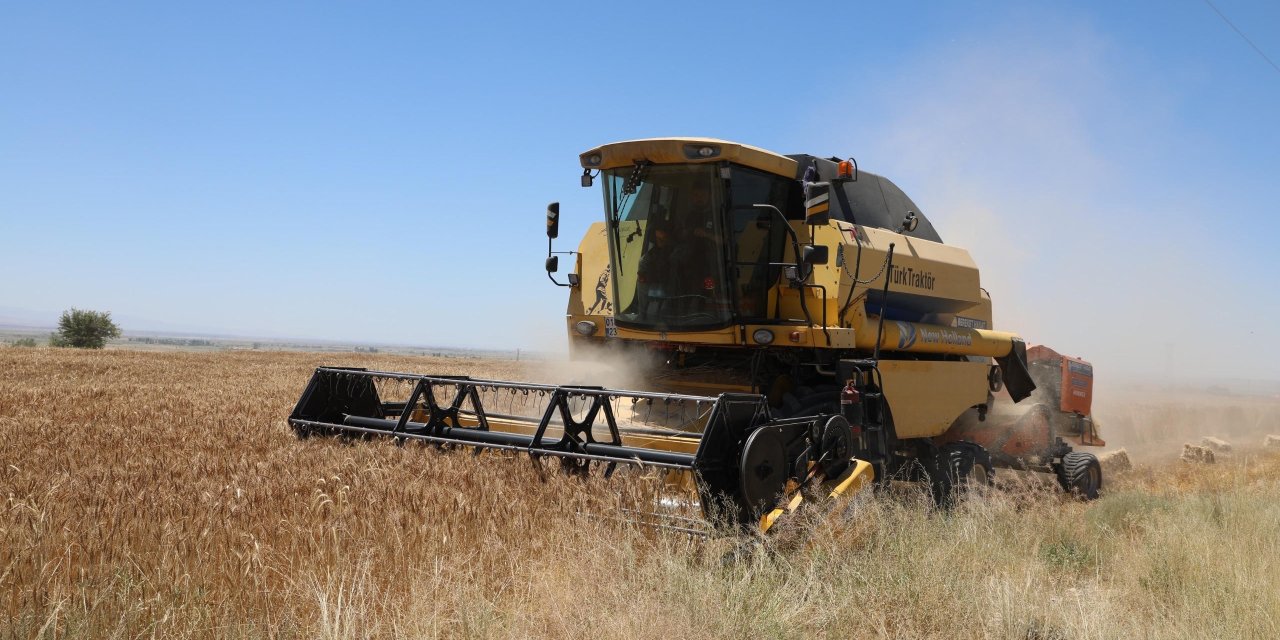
821,327,857,348
565,223,613,321
956,289,994,332
828,459,875,499
759,458,874,533
610,324,738,344
580,138,798,178
753,325,856,349
832,223,983,310
879,360,990,439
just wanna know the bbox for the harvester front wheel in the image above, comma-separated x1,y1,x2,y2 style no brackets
1058,452,1102,500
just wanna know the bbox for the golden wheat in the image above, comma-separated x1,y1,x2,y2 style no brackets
1,348,1278,639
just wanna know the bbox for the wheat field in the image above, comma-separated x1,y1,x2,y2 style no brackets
2,347,1278,639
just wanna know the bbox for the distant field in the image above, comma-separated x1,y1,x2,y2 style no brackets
2,348,1278,638
0,326,538,360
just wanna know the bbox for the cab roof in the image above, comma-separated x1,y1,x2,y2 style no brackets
580,137,797,178
580,138,942,243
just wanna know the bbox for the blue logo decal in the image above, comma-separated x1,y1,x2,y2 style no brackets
896,321,917,349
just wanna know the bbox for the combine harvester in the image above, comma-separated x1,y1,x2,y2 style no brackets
290,138,1103,532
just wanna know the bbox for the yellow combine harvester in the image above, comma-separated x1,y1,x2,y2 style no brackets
290,137,1103,533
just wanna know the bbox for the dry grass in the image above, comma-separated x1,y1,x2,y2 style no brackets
2,348,1278,639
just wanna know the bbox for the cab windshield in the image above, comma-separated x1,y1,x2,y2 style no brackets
604,164,732,330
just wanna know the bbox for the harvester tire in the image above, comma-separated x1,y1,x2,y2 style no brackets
931,442,994,507
1059,452,1102,500
949,442,995,490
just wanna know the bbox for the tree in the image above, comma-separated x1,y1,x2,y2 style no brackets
9,337,38,347
50,308,121,349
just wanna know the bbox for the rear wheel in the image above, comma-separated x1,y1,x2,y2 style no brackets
1058,452,1102,500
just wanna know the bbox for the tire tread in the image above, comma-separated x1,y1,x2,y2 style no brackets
1061,451,1102,499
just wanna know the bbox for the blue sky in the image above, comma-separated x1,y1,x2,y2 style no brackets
2,2,1277,381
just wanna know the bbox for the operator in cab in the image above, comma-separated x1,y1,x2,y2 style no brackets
633,180,726,323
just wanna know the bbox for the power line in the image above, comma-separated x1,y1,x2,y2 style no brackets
1201,0,1280,76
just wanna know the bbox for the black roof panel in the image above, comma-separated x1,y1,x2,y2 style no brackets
786,154,942,243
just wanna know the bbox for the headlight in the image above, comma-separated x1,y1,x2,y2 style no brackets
574,321,598,336
752,329,774,345
683,144,721,160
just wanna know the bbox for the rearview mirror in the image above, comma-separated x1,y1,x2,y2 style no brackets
545,255,559,273
546,202,560,239
801,244,829,265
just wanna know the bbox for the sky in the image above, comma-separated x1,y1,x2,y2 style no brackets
2,1,1278,382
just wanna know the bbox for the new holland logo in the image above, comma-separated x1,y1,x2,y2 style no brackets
896,321,917,349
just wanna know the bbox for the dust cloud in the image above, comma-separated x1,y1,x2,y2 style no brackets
536,349,653,391
1093,384,1280,463
517,337,662,393
819,20,1280,459
819,20,1277,385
